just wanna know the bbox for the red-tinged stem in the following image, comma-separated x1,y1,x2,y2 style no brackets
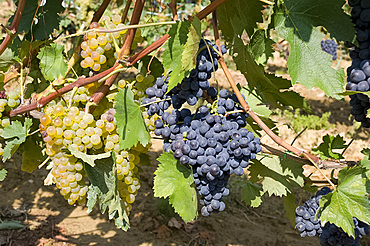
168,0,179,21
9,64,120,117
0,0,26,56
126,0,229,66
92,0,111,23
121,0,133,23
127,34,170,65
89,0,146,107
9,0,228,117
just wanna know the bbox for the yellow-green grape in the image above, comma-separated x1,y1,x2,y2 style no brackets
112,14,121,25
142,111,158,132
0,143,4,156
50,153,87,206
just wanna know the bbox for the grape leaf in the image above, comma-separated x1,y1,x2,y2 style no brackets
312,134,347,160
360,149,370,169
25,58,49,98
248,29,275,66
136,56,164,79
283,191,297,226
10,0,64,40
0,169,7,181
232,37,306,109
273,2,346,99
20,135,45,173
0,220,25,230
37,43,67,81
162,18,201,91
241,88,277,135
277,0,355,43
153,152,197,222
1,119,33,161
0,48,15,72
114,88,151,150
319,166,370,238
249,155,304,197
218,0,265,38
240,180,264,207
85,153,130,231
217,0,306,109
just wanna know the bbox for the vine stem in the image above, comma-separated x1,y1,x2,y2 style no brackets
121,0,133,23
126,0,229,66
92,0,111,23
9,0,228,117
54,22,176,42
168,0,179,21
0,0,27,56
210,11,336,188
259,0,274,5
89,0,146,108
9,63,120,117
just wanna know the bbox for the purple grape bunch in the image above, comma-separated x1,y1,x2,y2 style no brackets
319,218,369,246
346,0,370,127
295,187,369,246
321,39,337,60
154,89,261,216
295,187,331,237
142,40,227,115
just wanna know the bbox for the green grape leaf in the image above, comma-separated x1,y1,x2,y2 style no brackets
19,40,45,61
20,135,45,173
241,88,277,135
217,0,306,109
0,220,25,230
240,180,264,207
218,0,265,38
162,18,201,91
85,153,130,231
319,166,370,238
278,0,355,42
0,48,15,72
0,169,7,181
25,58,49,98
283,191,297,226
360,149,370,169
114,88,151,150
312,134,347,160
248,29,275,66
273,2,346,99
249,155,304,197
231,37,306,109
68,145,110,167
37,43,68,81
153,152,197,222
1,119,33,161
10,0,64,40
137,56,164,79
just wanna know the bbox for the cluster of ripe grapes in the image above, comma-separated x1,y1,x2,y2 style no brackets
38,89,149,213
80,15,142,74
142,39,227,116
321,39,338,60
143,40,262,216
295,187,369,245
346,0,370,127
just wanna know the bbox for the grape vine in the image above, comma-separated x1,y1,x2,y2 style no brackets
0,0,367,244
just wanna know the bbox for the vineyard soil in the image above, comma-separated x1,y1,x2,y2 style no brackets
0,66,369,246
